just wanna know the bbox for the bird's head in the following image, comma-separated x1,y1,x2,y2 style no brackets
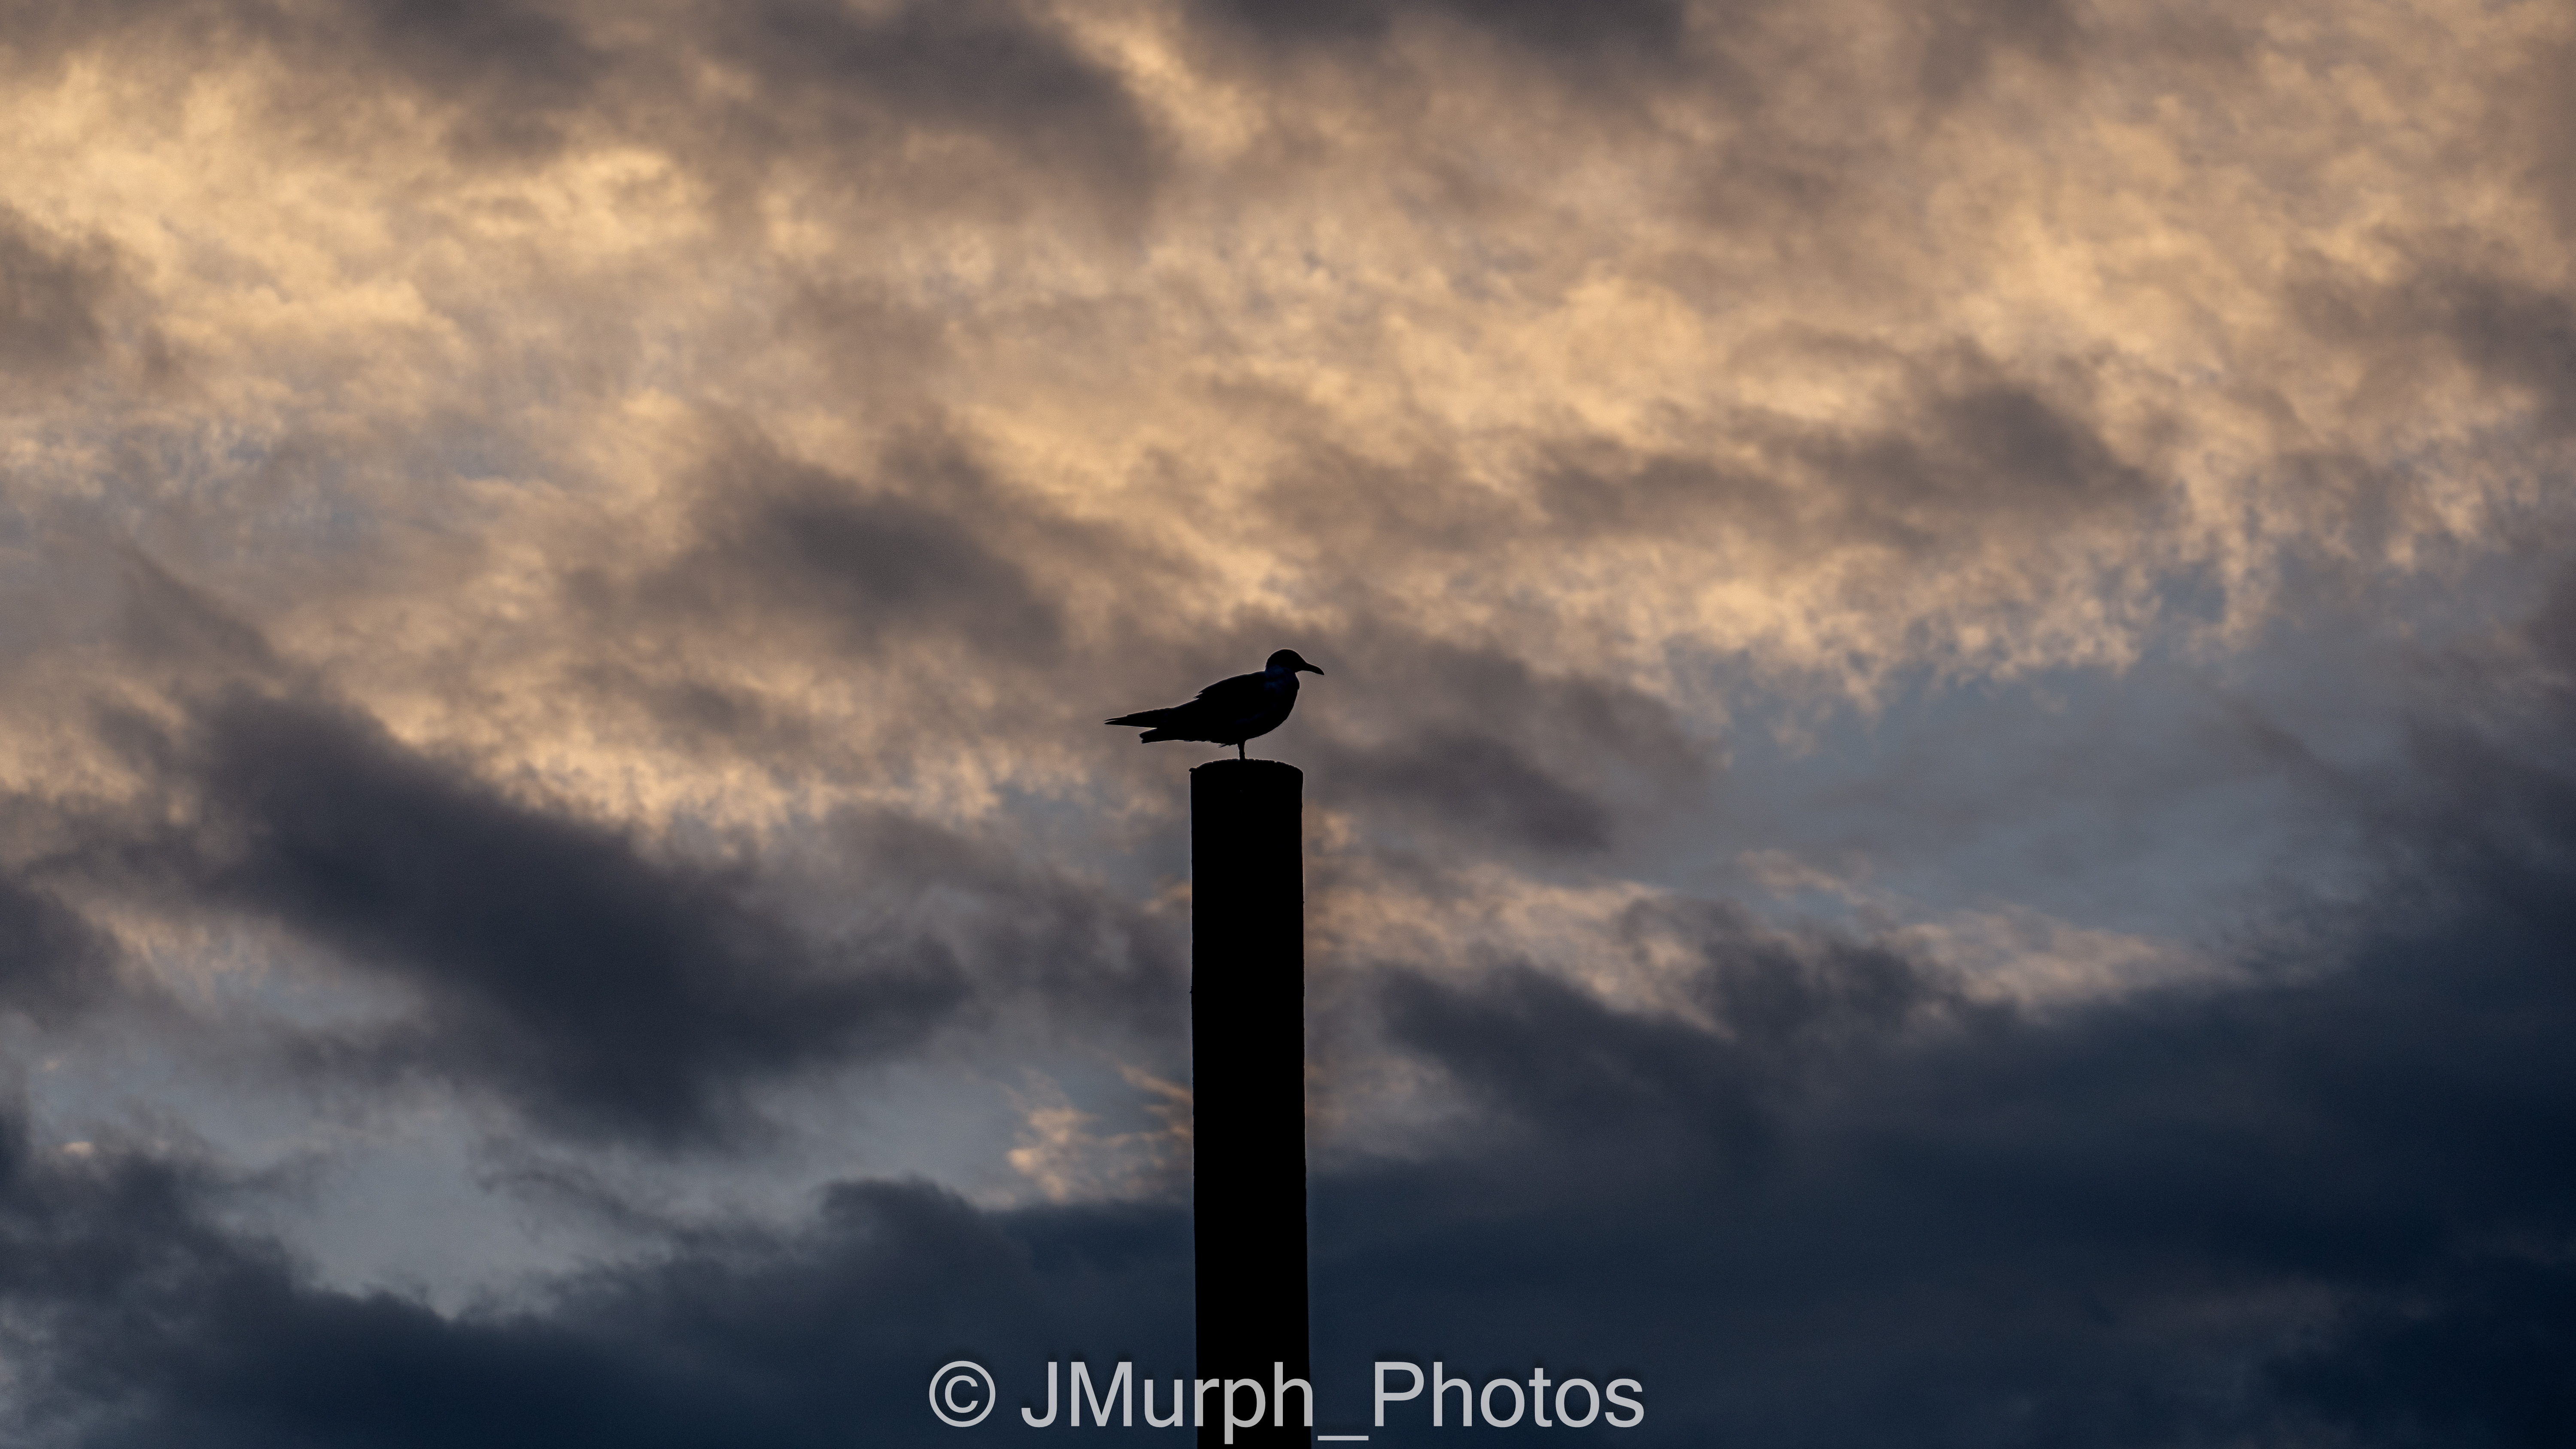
1267,649,1325,676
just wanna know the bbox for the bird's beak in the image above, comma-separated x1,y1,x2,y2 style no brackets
1301,663,1325,676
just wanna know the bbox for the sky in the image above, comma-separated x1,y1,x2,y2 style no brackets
1,0,2573,1443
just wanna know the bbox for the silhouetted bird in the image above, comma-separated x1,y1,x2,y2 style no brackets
1106,649,1326,760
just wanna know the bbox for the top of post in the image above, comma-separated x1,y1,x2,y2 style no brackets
1189,758,1304,806
1188,759,1304,782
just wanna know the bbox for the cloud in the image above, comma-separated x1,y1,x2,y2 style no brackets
1297,603,2576,1443
2268,1255,2576,1448
2437,278,2576,442
626,428,1067,667
0,877,119,1026
1307,860,2572,1443
1918,0,2085,103
0,0,601,160
1294,634,1717,856
93,685,968,1144
2292,261,2576,444
1209,0,1692,55
4,0,1160,224
1540,348,2162,561
0,205,119,381
1317,727,1621,852
330,0,608,159
697,0,1167,223
2,0,2574,1440
0,1115,1190,1449
6,655,2569,1444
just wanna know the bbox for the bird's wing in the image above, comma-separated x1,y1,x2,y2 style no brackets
1191,670,1269,708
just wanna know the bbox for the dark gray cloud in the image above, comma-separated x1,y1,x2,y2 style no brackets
1185,0,1704,100
0,204,115,380
1919,0,2084,103
1315,727,1620,852
0,877,118,1025
2291,260,2576,440
1810,369,2162,540
1373,929,1936,1163
2436,276,2576,440
90,686,967,1144
697,0,1166,224
331,0,606,158
2502,34,2576,239
623,432,1066,667
1542,349,2162,561
1301,637,1716,856
1198,0,1692,55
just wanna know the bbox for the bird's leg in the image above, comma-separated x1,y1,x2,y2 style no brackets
1236,742,1247,761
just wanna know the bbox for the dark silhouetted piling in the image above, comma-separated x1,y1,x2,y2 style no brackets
1191,759,1311,1448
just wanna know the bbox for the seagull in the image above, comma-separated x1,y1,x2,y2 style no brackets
1106,649,1326,760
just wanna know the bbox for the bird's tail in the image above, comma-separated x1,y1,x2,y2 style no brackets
1106,707,1189,743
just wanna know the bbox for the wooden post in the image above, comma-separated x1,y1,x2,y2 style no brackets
1191,760,1311,1448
